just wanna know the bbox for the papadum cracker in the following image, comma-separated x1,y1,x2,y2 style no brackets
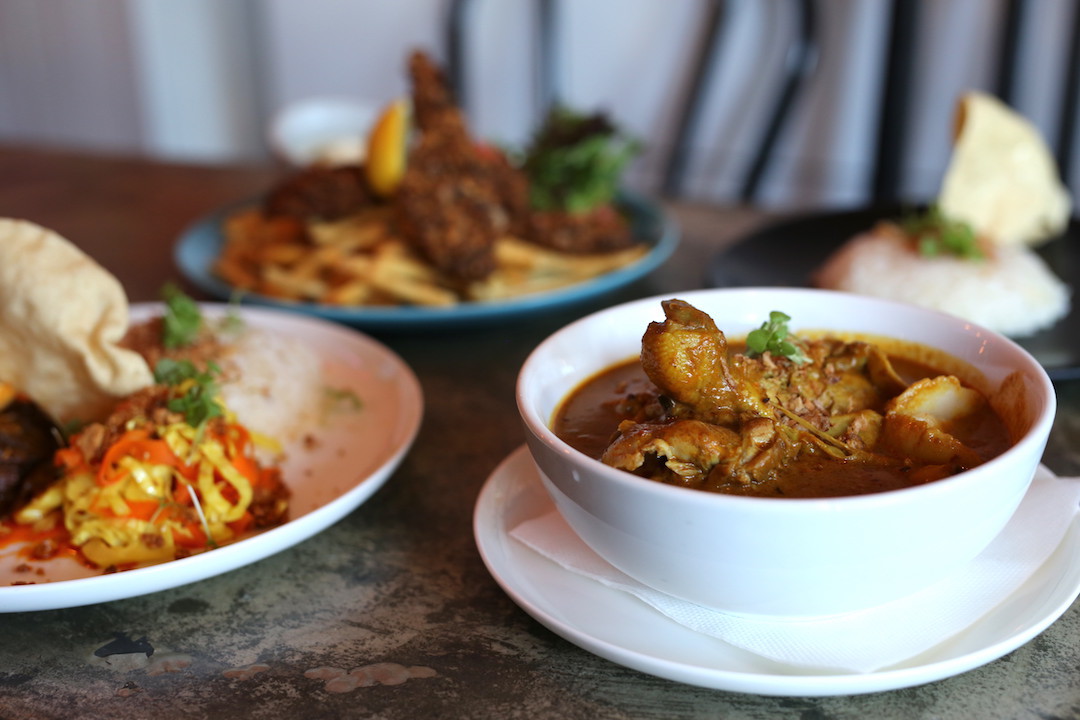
939,91,1071,247
0,219,153,423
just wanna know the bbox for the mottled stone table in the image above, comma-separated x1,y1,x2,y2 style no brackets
0,146,1077,719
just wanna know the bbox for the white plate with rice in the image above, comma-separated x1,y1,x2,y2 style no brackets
0,303,424,612
708,207,1080,380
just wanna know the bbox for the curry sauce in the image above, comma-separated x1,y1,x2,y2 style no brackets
552,301,1012,499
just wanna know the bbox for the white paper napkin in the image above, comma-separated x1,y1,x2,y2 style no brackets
511,465,1080,673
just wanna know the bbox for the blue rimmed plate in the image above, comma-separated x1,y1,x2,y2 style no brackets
174,192,678,331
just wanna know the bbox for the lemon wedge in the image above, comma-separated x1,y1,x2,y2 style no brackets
365,98,410,197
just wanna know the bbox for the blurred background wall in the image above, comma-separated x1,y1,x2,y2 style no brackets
0,0,1077,209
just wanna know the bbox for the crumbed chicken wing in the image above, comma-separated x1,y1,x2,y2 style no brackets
526,206,635,255
408,50,464,136
393,52,531,282
264,165,372,223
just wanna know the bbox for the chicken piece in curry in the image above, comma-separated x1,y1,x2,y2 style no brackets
553,299,1012,498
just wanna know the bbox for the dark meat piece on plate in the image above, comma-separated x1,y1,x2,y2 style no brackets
0,400,61,518
527,206,635,254
263,165,373,222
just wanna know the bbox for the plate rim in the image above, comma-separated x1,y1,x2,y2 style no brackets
174,191,679,328
473,445,1080,696
0,302,424,612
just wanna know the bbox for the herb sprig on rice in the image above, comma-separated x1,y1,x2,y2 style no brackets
901,206,983,261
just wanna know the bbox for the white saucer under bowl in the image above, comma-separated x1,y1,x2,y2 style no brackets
473,446,1080,696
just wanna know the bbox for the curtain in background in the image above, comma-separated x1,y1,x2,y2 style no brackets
0,0,1075,210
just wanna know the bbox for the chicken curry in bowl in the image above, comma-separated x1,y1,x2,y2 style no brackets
553,299,1012,498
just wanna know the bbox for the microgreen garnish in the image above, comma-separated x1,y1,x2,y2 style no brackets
161,283,202,349
154,358,223,427
221,307,245,335
324,387,363,412
182,483,218,549
522,106,640,214
901,205,983,260
746,311,809,364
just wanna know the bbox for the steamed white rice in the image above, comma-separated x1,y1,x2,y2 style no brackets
815,227,1070,337
216,327,324,449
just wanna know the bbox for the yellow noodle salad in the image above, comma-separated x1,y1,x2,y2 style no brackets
14,364,289,569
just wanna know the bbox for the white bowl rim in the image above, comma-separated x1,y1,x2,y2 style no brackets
271,95,378,124
268,96,380,164
517,286,1056,512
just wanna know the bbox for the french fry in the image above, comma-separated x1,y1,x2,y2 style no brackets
215,203,647,308
260,244,309,265
368,242,457,306
467,238,648,300
309,208,392,250
261,264,327,300
333,254,376,278
214,255,261,290
324,279,375,305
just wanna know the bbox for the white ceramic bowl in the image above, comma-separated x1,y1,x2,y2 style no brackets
517,287,1056,617
268,96,377,167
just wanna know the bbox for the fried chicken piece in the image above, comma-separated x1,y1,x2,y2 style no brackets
407,52,530,230
395,138,503,281
526,206,635,254
264,165,373,222
393,51,531,282
479,145,532,238
409,49,466,137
